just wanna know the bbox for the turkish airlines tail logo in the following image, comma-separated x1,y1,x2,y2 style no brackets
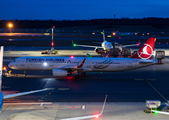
131,37,156,59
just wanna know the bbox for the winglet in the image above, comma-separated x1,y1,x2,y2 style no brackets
77,58,86,68
72,40,76,47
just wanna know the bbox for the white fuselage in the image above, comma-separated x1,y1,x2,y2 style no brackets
101,41,113,50
8,57,158,72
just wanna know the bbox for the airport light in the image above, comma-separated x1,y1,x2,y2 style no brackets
8,23,13,28
73,44,76,47
51,42,54,46
3,67,6,70
154,111,158,114
95,114,99,118
112,32,116,36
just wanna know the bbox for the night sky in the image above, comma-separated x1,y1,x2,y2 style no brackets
1,0,169,20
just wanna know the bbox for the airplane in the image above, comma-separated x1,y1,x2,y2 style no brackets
8,37,157,79
0,46,53,112
72,30,139,54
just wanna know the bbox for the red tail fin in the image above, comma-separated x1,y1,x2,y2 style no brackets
131,37,156,59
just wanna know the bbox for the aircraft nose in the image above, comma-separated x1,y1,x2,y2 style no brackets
8,62,13,68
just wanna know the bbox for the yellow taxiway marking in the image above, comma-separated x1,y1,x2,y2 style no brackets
12,115,17,118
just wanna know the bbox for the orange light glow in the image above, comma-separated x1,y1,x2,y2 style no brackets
8,23,13,28
112,32,116,36
3,67,6,70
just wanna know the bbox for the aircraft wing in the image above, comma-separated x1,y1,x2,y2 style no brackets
3,88,54,99
72,40,103,48
92,41,102,44
59,67,92,72
122,44,139,47
58,58,92,72
75,44,103,48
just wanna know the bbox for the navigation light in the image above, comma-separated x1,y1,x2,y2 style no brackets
73,44,76,47
51,42,54,46
71,55,74,58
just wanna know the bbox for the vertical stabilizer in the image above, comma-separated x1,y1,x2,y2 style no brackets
0,46,3,111
103,30,105,41
131,37,156,59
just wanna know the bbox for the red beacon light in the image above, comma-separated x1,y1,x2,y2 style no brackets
70,55,74,58
51,42,54,46
95,114,99,118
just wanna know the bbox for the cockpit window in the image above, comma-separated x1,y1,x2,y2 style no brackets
14,60,17,62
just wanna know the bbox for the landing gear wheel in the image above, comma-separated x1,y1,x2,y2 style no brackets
81,72,86,77
75,75,80,79
67,69,72,76
24,70,27,76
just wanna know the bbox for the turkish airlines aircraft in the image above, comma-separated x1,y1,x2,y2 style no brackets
8,37,157,79
73,30,139,53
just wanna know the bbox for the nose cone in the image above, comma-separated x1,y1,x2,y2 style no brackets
8,62,13,68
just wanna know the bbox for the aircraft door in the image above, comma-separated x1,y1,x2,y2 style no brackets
127,60,132,68
20,59,27,69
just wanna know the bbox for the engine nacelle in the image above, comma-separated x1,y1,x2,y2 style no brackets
94,48,99,53
52,69,68,76
95,48,103,54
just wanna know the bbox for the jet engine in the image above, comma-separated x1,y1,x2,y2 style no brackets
52,69,68,76
94,48,102,54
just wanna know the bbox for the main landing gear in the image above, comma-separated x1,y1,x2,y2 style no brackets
74,72,86,79
24,70,27,76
